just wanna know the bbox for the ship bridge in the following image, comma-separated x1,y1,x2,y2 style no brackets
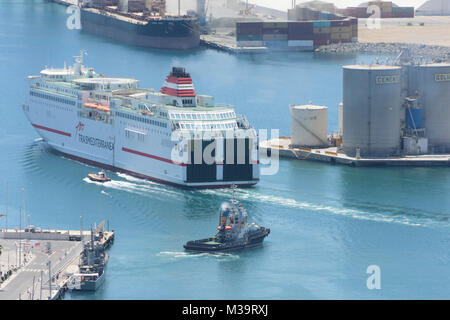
73,77,139,91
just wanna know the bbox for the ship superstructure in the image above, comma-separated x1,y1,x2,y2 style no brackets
23,52,259,187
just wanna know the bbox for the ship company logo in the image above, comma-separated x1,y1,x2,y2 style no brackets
75,121,85,131
79,134,114,151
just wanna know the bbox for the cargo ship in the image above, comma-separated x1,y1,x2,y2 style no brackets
79,0,200,50
23,52,259,188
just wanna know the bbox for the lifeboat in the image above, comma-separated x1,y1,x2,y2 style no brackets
83,102,110,113
88,171,111,183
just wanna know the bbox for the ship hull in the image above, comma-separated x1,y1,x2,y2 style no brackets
183,229,270,252
78,273,105,291
80,9,200,50
23,99,259,188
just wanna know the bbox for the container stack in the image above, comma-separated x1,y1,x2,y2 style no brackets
330,20,352,44
236,22,263,47
262,22,288,48
237,18,356,48
368,1,393,18
343,2,414,18
392,7,415,18
350,18,358,42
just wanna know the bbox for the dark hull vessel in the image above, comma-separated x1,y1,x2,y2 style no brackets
184,188,270,253
184,228,270,253
81,8,200,50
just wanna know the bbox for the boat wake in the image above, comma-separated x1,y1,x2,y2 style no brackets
157,251,239,261
200,188,449,229
82,174,184,200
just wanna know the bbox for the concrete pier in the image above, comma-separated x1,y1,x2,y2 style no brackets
0,226,114,300
261,137,450,167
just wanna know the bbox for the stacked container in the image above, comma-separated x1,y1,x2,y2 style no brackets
237,18,355,48
330,20,352,43
236,22,263,47
392,7,415,18
350,18,358,42
262,22,288,47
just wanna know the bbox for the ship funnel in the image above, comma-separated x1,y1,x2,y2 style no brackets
118,0,128,13
160,67,196,106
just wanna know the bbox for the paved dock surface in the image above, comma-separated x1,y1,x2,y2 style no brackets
0,229,114,300
261,137,450,167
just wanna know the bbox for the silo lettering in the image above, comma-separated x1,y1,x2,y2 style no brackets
435,74,450,82
375,75,400,84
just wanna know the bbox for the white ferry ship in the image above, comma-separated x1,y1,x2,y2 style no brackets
23,52,259,188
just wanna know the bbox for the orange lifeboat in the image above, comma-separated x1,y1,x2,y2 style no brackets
83,102,99,110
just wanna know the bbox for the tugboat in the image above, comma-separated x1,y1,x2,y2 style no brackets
183,188,270,253
67,228,108,291
87,170,111,183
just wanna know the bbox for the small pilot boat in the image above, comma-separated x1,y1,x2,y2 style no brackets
88,171,111,183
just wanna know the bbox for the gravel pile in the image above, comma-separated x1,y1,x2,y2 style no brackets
315,42,450,63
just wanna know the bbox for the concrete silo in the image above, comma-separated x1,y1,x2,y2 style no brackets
410,63,450,152
290,105,328,147
342,65,402,157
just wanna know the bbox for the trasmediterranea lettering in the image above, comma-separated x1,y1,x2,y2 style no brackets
79,134,114,150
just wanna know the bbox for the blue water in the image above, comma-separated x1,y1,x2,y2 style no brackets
1,0,449,299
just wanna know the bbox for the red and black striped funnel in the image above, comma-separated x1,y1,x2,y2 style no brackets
160,67,196,97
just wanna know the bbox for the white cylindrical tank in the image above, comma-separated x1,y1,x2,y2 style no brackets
118,0,128,12
290,105,328,147
410,63,450,152
342,65,402,157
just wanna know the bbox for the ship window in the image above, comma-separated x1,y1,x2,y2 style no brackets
200,114,206,120
175,114,181,119
181,114,186,119
192,114,197,120
186,114,192,120
206,114,212,120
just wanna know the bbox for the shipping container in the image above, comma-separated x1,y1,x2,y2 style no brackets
313,27,331,34
288,40,314,47
237,40,263,47
313,33,331,40
392,7,414,18
330,32,352,40
262,34,288,41
263,22,288,28
331,19,351,27
263,40,288,47
288,21,314,40
313,21,331,28
262,27,289,35
313,39,330,46
319,12,334,20
236,22,263,35
236,34,263,41
331,26,351,33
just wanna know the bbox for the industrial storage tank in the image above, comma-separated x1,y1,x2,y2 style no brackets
411,63,450,152
342,65,402,157
290,105,328,147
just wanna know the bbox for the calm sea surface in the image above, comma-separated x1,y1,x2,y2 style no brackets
0,0,449,299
